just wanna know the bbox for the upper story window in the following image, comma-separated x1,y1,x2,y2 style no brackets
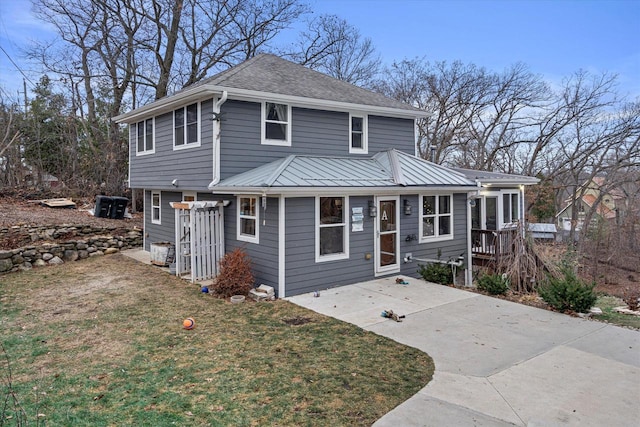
174,103,200,149
237,196,259,244
503,192,520,224
316,196,349,262
151,191,161,224
349,114,368,154
262,102,291,146
420,194,453,242
134,118,155,155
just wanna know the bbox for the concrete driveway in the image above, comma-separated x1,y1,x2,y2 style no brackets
287,276,640,426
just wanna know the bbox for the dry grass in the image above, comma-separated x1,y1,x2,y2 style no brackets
1,255,434,426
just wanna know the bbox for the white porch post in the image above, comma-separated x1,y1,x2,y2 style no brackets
466,192,473,287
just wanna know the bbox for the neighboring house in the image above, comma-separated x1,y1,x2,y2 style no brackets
556,177,625,231
113,54,537,297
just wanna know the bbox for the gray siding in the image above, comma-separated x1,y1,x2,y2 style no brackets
143,190,182,251
222,195,280,290
283,193,468,296
284,196,376,296
399,193,468,277
368,115,415,154
130,99,215,190
219,100,416,180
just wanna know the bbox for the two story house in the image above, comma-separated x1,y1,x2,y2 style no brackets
114,54,536,297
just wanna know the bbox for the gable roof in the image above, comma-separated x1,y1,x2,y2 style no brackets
114,54,423,123
210,149,475,195
451,167,539,186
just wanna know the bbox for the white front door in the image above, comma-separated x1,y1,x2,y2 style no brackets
375,196,400,275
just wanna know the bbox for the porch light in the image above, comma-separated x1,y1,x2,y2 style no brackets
368,200,377,217
403,199,412,215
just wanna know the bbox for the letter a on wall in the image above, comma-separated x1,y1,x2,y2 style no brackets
381,211,388,221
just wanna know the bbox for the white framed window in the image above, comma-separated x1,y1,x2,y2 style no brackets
173,102,200,149
502,192,520,224
262,102,291,146
419,194,453,242
151,191,161,224
237,196,259,244
316,196,349,262
134,118,155,155
349,113,368,154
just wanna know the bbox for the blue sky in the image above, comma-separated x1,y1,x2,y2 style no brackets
1,0,639,101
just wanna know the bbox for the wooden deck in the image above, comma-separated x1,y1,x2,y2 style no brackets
471,228,517,266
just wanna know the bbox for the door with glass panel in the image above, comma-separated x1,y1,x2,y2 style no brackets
375,196,399,274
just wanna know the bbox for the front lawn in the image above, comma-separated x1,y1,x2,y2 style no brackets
0,254,434,426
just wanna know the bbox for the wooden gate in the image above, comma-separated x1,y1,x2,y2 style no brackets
170,201,228,282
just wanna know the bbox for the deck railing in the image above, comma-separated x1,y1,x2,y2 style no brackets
471,228,518,265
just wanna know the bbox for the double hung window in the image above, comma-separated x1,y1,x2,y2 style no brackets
317,196,349,261
262,102,291,145
174,103,199,148
135,118,154,154
237,196,259,243
151,191,161,224
420,195,453,242
349,114,367,153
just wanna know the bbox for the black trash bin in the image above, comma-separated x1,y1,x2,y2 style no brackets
110,197,129,219
94,195,112,218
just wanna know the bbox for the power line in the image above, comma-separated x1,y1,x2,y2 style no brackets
0,44,36,88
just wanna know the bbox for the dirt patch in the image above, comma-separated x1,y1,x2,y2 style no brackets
282,316,314,326
0,195,142,229
0,194,143,249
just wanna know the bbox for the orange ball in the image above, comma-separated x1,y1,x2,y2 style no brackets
183,318,195,330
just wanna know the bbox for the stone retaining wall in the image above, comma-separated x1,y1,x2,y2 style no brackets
0,226,143,273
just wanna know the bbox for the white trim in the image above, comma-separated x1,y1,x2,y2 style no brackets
219,87,425,119
113,86,424,124
237,195,259,244
278,195,286,298
261,101,292,146
419,194,454,243
151,191,161,224
375,195,400,276
349,113,368,154
315,196,350,263
466,192,473,287
173,102,201,150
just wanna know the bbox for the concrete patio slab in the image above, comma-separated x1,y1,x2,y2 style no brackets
288,276,640,426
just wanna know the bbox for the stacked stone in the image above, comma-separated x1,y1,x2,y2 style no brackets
0,229,143,273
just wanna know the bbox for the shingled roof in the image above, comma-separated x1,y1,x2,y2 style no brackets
114,54,422,123
193,54,420,112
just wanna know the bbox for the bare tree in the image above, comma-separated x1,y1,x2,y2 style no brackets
27,0,308,194
284,14,381,87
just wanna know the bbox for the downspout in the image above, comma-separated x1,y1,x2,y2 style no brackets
467,180,482,287
211,91,228,186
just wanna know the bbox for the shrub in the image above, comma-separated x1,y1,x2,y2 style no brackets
538,268,597,313
623,289,640,311
418,262,453,285
213,248,254,298
477,274,509,295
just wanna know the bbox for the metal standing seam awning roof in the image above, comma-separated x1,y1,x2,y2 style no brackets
209,149,477,194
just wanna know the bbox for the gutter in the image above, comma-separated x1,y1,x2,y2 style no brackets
207,185,477,197
112,87,221,123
